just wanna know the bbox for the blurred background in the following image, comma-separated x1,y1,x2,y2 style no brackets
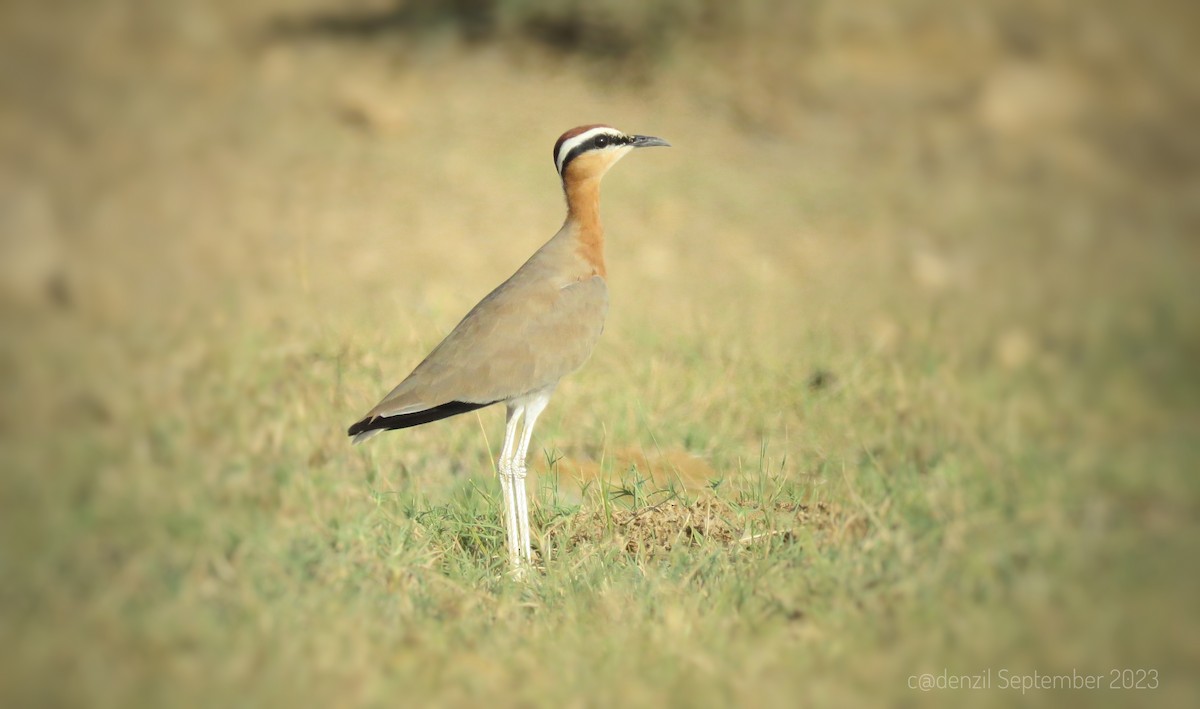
1,0,1197,705
4,0,1195,457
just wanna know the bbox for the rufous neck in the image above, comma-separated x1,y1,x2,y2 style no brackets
563,175,606,277
565,175,603,230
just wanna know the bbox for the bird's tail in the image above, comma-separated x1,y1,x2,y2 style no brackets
350,429,383,445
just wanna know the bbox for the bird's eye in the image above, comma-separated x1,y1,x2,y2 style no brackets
594,135,610,148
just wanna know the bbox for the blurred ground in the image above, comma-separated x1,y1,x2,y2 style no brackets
1,0,1198,707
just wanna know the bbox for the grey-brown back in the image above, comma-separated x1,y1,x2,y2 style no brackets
357,229,609,427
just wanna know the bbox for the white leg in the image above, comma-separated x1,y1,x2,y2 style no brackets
512,393,549,564
513,470,531,564
498,406,523,569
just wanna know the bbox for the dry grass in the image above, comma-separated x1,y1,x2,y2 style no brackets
1,0,1198,707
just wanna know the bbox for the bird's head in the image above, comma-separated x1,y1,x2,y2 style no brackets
553,125,669,183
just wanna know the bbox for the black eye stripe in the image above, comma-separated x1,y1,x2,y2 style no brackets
594,134,628,149
593,133,628,149
558,132,628,173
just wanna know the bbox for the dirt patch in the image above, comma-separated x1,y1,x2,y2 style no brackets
554,496,852,556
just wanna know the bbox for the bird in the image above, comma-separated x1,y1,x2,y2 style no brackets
347,125,669,569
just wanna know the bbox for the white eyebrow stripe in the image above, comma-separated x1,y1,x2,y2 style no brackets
555,127,624,174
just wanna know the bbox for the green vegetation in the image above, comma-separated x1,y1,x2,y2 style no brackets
1,0,1197,706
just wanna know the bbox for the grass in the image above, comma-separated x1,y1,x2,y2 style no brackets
1,0,1198,707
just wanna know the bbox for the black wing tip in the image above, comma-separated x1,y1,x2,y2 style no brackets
346,400,494,438
347,416,375,437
